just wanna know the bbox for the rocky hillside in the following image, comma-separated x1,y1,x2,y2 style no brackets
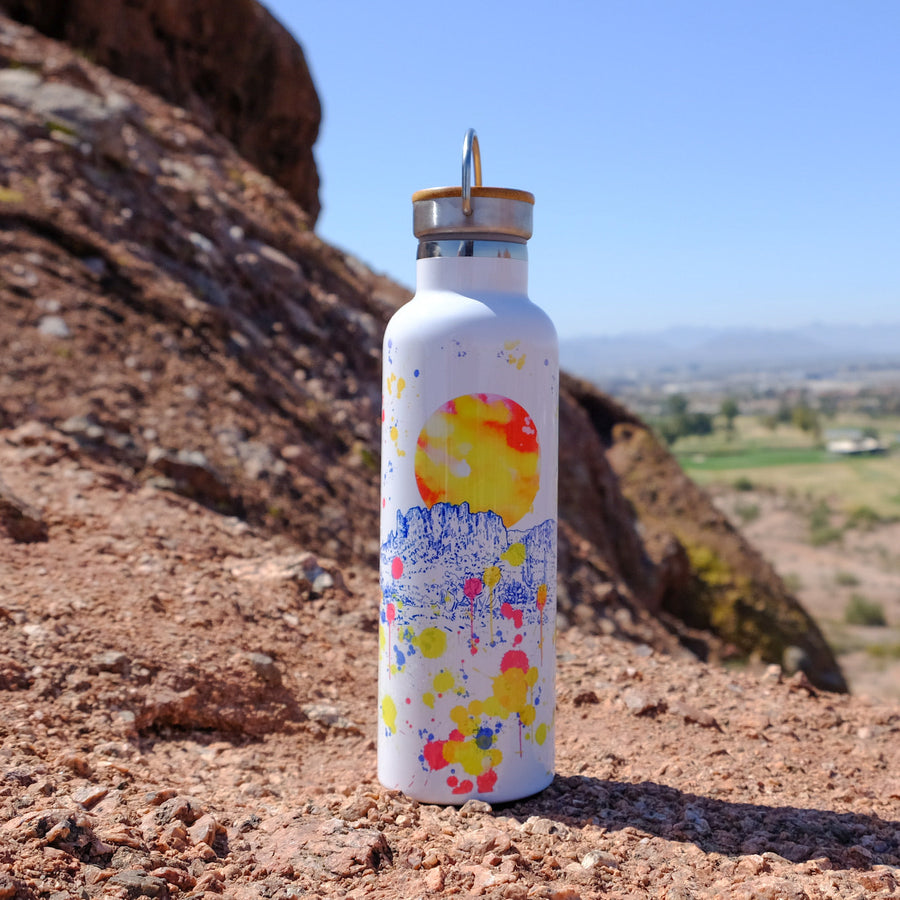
1,9,895,899
0,3,844,693
2,0,322,220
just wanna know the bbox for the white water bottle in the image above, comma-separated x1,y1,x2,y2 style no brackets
378,130,558,804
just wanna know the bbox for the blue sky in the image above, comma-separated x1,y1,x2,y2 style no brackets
263,1,900,339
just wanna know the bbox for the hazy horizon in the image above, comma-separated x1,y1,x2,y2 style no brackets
560,319,900,341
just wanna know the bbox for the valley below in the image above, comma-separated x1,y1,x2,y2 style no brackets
711,485,900,703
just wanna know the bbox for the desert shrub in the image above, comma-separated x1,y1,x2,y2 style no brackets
735,502,760,525
866,643,900,660
809,500,843,546
782,573,803,593
834,571,861,587
791,404,821,436
846,505,882,531
733,476,754,492
844,593,887,627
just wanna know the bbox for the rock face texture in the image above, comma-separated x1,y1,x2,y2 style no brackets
0,12,896,899
1,0,322,221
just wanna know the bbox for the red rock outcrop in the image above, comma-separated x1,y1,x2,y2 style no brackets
1,0,322,221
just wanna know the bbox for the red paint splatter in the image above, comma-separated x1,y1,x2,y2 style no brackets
391,557,404,579
405,697,411,704
503,406,539,455
449,729,465,742
423,740,449,770
477,769,498,793
475,395,538,455
514,634,523,646
501,602,523,628
536,584,548,663
451,778,474,795
463,578,483,600
385,602,396,674
501,649,530,673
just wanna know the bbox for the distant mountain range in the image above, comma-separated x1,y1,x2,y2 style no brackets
560,323,900,382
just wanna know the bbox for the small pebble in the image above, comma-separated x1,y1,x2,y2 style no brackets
248,652,281,685
37,316,71,339
73,785,108,809
188,813,218,847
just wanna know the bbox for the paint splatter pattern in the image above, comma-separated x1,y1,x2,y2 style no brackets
379,392,555,799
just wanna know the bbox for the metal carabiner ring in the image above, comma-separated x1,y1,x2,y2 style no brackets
461,128,482,216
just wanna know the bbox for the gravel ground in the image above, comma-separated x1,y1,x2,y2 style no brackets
1,430,898,899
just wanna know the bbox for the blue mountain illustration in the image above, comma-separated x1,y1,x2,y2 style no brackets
381,503,555,631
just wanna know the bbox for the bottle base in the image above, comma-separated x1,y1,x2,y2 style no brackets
377,767,555,807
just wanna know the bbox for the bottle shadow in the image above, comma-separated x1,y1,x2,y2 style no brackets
498,774,899,871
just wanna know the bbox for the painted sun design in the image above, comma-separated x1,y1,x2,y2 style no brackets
414,393,540,528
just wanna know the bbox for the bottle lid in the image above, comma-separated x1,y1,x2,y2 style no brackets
413,130,533,242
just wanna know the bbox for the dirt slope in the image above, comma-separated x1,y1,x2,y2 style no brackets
0,435,898,898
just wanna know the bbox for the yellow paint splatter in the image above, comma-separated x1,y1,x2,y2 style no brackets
450,704,479,737
423,692,435,708
501,543,527,566
535,722,548,745
492,667,530,715
516,354,526,370
381,695,397,734
443,735,502,776
504,340,520,351
415,627,447,659
386,372,407,397
389,423,406,457
433,670,454,693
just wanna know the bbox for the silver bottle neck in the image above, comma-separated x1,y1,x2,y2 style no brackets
417,239,528,261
